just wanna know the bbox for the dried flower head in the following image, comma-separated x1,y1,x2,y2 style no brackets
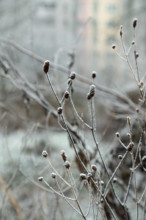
115,132,120,138
51,172,56,179
127,142,134,152
42,150,48,158
70,72,76,80
64,161,71,169
61,150,67,162
113,177,117,183
87,84,95,100
38,176,43,181
118,155,123,160
120,25,123,37
136,52,139,59
133,18,138,28
57,107,63,115
64,91,69,99
91,164,97,172
43,60,50,74
92,71,97,79
112,44,116,49
80,173,87,180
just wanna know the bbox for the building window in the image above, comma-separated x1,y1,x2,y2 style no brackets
107,5,117,12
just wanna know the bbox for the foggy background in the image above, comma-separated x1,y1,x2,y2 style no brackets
0,0,146,219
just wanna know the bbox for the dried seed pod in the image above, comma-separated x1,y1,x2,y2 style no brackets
61,150,67,162
127,142,134,152
57,107,63,115
133,18,138,28
70,72,76,80
120,25,123,37
136,52,139,59
64,161,71,169
43,60,50,74
87,85,95,100
64,91,69,99
80,173,87,180
42,150,48,158
91,164,97,172
113,177,117,183
115,132,120,138
92,71,97,79
118,155,123,160
38,176,43,181
51,172,56,179
112,44,116,49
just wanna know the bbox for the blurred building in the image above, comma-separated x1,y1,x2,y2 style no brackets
1,0,146,83
76,0,123,74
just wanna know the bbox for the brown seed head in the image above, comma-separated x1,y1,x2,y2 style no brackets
120,25,123,37
64,91,69,99
127,142,134,152
112,44,116,49
91,164,97,172
80,173,87,180
43,60,50,74
136,52,139,59
115,132,120,138
38,176,43,181
70,72,76,80
133,18,138,28
57,107,63,115
51,172,56,179
92,71,97,79
118,155,123,160
61,150,67,162
64,161,71,169
87,85,95,100
42,150,48,158
113,177,117,183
